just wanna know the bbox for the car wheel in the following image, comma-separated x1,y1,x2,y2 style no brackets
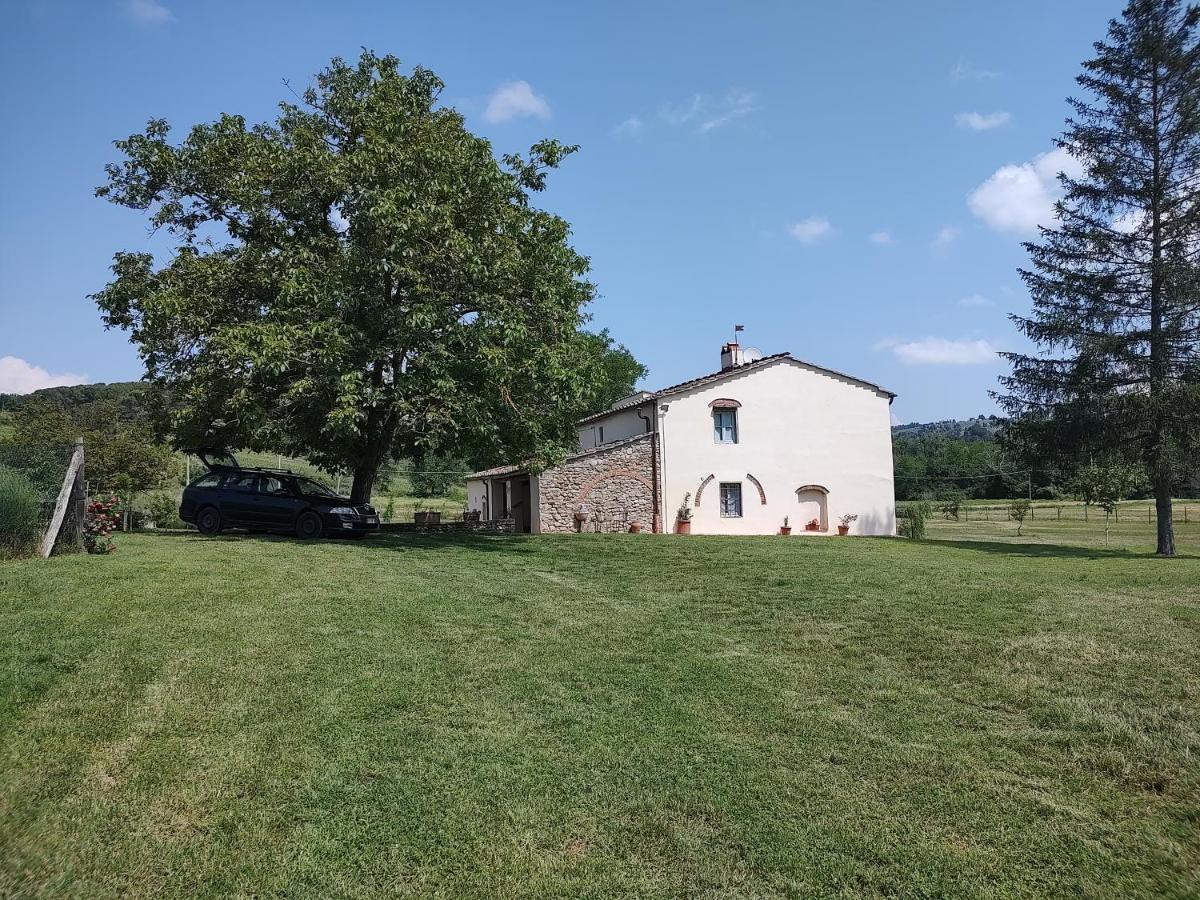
296,510,324,540
196,507,222,535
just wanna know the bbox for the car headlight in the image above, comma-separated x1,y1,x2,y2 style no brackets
328,506,355,515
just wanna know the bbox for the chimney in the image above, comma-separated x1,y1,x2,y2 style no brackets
720,341,744,370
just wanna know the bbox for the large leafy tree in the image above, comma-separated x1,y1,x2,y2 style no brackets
997,0,1200,555
94,52,613,504
570,328,648,413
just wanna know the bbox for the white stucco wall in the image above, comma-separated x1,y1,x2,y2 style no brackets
466,479,488,515
577,404,651,450
658,359,896,536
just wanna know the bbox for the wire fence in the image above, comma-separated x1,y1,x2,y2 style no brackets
0,442,78,556
935,502,1198,525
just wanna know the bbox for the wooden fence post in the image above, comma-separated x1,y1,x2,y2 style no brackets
38,438,85,558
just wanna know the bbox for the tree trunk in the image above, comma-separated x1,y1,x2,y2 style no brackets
1147,67,1174,558
1154,459,1175,556
349,465,377,506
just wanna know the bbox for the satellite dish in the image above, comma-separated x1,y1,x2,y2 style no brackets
743,347,764,363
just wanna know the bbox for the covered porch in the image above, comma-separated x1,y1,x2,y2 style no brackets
465,465,536,534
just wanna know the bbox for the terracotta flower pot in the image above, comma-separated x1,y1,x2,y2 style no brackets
779,526,792,535
805,524,820,532
676,519,692,534
628,523,642,533
837,525,850,535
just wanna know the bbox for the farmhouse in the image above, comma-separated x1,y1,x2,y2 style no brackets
467,341,897,535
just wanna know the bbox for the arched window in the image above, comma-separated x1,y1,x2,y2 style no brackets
710,399,740,444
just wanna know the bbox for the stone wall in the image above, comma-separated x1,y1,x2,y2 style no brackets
537,434,655,533
382,518,516,535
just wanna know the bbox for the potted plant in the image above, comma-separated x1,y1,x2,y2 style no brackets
837,513,858,536
676,492,693,534
779,515,792,536
804,517,821,532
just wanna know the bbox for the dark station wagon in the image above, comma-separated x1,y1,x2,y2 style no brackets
179,451,379,539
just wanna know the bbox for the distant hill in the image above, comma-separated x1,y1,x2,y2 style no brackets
891,415,1005,443
0,381,146,413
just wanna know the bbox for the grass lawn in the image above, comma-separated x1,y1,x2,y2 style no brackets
2,532,1198,897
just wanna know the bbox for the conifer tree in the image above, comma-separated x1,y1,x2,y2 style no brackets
998,0,1200,555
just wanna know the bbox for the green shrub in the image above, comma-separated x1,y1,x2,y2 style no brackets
144,492,179,529
897,500,930,539
939,494,962,521
0,465,43,556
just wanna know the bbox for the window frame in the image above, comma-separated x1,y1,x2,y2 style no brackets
713,408,738,444
719,482,743,518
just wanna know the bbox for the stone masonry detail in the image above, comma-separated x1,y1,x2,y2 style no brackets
537,434,655,533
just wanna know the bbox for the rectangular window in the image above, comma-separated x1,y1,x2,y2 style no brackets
719,482,743,517
713,409,738,443
598,426,605,444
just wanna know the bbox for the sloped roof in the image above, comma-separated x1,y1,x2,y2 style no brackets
576,352,895,425
467,462,528,479
467,433,652,481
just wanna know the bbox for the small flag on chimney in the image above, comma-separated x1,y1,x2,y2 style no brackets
734,324,745,332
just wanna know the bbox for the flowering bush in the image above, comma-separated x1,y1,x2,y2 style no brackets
84,495,120,554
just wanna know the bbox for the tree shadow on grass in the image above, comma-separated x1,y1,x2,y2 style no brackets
135,528,536,555
926,537,1196,561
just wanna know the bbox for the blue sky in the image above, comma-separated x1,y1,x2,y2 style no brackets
0,0,1124,422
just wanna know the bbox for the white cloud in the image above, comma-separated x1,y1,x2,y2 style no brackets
0,356,88,394
787,217,833,242
955,111,1011,131
876,337,998,366
958,294,993,307
951,60,1001,81
868,231,894,245
968,146,1085,234
931,225,959,249
124,0,173,25
661,90,757,133
612,116,643,138
483,81,550,124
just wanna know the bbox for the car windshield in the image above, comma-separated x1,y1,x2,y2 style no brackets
295,477,342,498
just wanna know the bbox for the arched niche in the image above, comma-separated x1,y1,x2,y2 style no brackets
795,484,829,531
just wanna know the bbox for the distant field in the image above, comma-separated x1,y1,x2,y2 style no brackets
1,531,1197,896
926,498,1200,553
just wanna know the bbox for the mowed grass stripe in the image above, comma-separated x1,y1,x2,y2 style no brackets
0,532,1197,897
